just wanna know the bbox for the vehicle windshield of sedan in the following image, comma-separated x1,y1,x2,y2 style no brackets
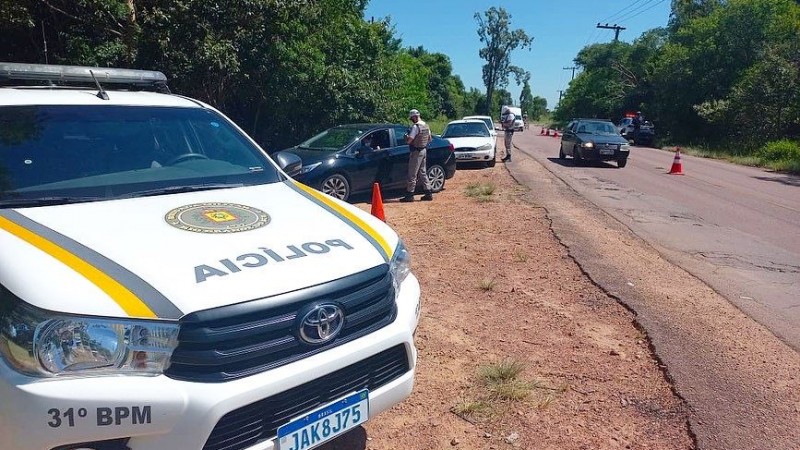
0,105,281,207
442,122,490,138
298,127,364,151
578,121,618,135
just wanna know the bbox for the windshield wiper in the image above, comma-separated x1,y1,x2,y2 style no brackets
116,183,244,199
0,196,100,208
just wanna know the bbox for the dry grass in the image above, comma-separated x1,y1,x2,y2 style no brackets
465,182,496,201
478,278,497,291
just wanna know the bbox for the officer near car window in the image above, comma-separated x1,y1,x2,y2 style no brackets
402,109,434,202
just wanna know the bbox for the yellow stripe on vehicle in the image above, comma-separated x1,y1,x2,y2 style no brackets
0,215,157,318
292,182,393,261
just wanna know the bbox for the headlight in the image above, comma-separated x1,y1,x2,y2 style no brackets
581,142,594,148
300,162,322,174
389,240,411,293
620,143,631,150
476,143,493,151
0,295,178,378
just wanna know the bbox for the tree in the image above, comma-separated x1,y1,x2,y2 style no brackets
474,7,533,116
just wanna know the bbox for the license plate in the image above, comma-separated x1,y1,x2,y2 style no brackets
456,153,472,159
277,390,369,450
599,147,615,155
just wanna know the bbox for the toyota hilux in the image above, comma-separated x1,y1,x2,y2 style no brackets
0,63,420,450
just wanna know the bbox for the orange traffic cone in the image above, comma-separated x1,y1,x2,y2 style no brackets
370,182,385,221
668,147,685,175
540,127,545,135
553,129,559,138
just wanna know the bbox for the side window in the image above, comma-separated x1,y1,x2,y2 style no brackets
566,121,576,132
392,126,409,146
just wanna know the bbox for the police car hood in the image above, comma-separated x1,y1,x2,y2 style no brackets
0,182,398,319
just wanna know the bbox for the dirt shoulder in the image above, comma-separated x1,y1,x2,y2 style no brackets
324,163,692,449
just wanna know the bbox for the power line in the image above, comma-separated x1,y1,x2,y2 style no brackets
617,0,668,23
615,0,660,24
600,0,649,24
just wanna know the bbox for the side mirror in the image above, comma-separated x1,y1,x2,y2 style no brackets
272,151,303,178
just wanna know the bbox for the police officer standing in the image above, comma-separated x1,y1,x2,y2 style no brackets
500,106,516,162
401,109,434,202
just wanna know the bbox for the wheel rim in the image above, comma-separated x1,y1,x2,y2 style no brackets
428,166,445,191
322,176,348,200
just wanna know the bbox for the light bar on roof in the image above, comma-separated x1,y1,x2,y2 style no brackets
0,62,167,85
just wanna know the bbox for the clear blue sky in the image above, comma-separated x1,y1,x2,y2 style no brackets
364,0,672,111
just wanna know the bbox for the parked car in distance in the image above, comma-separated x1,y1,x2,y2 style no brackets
462,115,498,140
559,118,631,168
442,119,496,168
286,124,456,201
617,117,655,147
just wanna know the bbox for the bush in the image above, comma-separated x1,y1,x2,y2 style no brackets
758,139,800,162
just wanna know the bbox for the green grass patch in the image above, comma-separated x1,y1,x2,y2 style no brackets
671,140,800,175
478,278,497,291
465,182,496,200
479,358,525,384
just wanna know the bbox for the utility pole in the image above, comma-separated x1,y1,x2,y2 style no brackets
563,66,577,81
596,23,626,41
557,90,564,104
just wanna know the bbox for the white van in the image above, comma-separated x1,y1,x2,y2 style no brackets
0,64,420,450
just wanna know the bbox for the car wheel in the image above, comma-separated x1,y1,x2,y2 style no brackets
617,158,628,168
558,145,566,159
487,151,496,167
320,174,350,201
427,164,446,192
573,146,583,166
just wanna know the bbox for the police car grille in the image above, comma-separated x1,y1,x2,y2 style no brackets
166,264,397,382
202,344,409,450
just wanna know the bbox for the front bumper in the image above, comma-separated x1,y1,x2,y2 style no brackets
454,148,494,163
581,146,629,162
0,275,421,450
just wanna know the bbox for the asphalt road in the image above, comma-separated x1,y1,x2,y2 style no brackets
505,128,800,449
514,129,800,351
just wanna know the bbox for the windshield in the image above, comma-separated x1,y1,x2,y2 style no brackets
465,117,494,131
0,105,281,207
442,122,490,138
297,127,364,151
578,122,618,135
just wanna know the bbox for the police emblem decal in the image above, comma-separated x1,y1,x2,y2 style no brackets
165,203,270,233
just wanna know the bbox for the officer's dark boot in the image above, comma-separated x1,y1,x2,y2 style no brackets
399,193,415,203
421,191,433,201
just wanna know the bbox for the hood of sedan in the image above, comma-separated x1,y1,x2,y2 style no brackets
444,136,494,150
578,133,629,145
0,181,397,320
283,147,342,166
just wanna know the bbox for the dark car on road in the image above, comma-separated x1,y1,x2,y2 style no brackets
284,123,456,202
559,119,631,168
617,117,655,146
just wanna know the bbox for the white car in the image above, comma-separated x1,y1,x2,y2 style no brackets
462,115,498,142
0,63,420,450
442,119,496,167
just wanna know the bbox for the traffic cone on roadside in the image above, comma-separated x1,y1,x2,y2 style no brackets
540,127,545,135
370,182,386,221
553,129,559,138
668,147,685,175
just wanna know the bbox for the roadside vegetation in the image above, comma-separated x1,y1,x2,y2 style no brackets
452,358,567,423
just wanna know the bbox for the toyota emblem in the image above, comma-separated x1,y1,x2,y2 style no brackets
298,304,345,345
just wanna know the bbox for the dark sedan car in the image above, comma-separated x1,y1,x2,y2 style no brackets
284,123,456,201
559,119,631,168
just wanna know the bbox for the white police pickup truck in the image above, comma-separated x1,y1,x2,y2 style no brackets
0,63,420,450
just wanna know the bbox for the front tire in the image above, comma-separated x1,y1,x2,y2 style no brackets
320,174,351,201
487,151,497,167
427,164,446,192
573,146,583,166
617,158,628,168
558,145,566,159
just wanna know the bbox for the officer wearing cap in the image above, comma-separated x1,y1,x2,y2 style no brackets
401,109,434,202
